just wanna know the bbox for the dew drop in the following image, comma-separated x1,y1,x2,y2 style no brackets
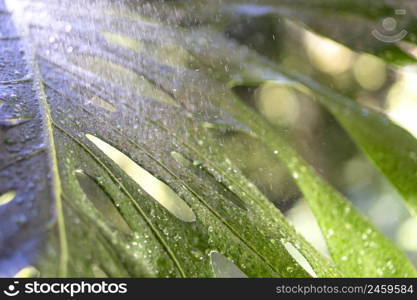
191,250,204,261
327,228,334,238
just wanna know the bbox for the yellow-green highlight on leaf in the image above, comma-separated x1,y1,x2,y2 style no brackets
71,54,177,106
102,31,141,52
14,266,39,278
103,9,160,28
102,31,197,69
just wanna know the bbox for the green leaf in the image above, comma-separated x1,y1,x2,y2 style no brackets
191,21,417,219
233,44,417,218
269,141,417,277
174,26,417,277
298,80,417,218
3,0,416,279
1,0,340,278
238,91,417,276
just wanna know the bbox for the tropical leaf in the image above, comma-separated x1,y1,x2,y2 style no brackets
0,0,341,278
1,0,416,278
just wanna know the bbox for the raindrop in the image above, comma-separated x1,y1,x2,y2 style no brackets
283,242,317,277
191,250,204,261
327,228,334,238
0,191,16,206
86,134,196,222
64,24,72,32
209,251,247,278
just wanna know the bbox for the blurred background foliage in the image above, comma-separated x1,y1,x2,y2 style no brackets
195,2,417,265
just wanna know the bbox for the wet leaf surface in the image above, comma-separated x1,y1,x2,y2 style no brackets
1,0,340,277
1,0,416,278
